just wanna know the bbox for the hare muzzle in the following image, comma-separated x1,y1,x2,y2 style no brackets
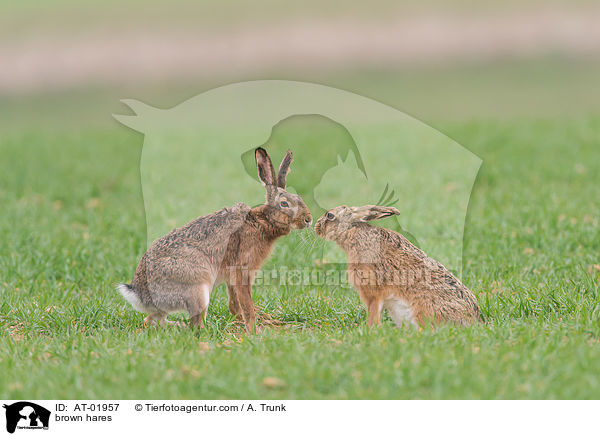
314,220,323,236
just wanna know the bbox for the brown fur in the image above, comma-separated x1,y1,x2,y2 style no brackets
119,148,312,332
315,205,481,327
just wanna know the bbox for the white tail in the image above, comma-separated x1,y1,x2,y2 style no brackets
116,284,147,313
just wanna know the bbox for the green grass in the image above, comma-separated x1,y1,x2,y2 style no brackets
1,116,599,399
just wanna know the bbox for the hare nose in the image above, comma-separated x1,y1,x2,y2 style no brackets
304,216,313,226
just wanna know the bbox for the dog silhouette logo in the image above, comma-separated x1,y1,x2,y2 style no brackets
114,80,481,275
3,402,50,434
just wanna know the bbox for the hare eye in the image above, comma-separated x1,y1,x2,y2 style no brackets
326,212,335,220
280,200,289,208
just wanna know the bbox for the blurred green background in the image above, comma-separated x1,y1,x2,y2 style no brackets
1,0,599,399
2,0,600,129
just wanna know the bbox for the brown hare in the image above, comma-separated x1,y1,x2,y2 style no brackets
117,147,312,332
315,205,481,327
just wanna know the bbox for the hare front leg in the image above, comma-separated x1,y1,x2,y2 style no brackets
226,267,257,332
366,298,384,327
235,283,257,333
226,284,243,319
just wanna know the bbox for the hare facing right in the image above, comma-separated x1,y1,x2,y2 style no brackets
315,205,481,327
117,147,312,332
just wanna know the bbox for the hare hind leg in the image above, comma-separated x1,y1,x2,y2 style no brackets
144,312,184,328
384,297,418,327
143,312,164,327
187,283,211,328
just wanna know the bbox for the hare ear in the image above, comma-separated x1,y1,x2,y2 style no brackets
352,205,400,222
277,150,293,188
255,147,276,186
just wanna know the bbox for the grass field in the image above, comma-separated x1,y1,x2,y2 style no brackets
1,105,599,398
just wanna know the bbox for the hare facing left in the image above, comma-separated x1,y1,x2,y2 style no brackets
117,147,312,332
315,205,481,327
